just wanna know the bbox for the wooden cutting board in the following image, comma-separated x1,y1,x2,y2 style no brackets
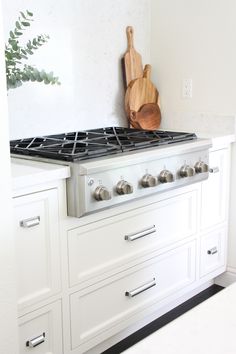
129,103,161,130
125,64,158,115
123,26,143,88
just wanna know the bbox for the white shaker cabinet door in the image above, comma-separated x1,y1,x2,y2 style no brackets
201,148,229,230
200,227,226,278
18,300,63,354
13,189,61,310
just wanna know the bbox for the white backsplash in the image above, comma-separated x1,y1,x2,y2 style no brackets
3,0,151,139
160,112,236,136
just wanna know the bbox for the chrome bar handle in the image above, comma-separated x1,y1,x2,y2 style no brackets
207,246,218,255
26,333,45,348
125,278,156,298
209,166,220,174
20,216,40,228
124,225,156,241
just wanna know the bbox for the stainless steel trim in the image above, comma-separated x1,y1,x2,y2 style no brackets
207,246,218,255
209,166,220,174
125,278,156,297
26,333,45,348
124,225,156,241
20,216,40,228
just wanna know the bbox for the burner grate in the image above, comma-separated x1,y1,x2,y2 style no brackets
10,127,197,161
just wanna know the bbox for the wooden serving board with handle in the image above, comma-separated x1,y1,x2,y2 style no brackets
122,26,143,88
125,64,158,115
129,103,161,130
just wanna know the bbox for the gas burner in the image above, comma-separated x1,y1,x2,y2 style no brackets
10,127,197,161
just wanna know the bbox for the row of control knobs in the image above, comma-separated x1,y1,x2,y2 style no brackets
94,161,209,201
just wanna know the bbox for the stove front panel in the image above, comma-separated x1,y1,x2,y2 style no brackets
67,147,210,217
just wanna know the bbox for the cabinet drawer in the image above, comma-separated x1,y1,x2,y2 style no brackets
18,301,62,354
70,241,196,351
13,189,61,310
200,228,226,277
68,190,197,287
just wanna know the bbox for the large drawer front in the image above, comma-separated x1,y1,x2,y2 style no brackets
68,190,197,287
18,301,63,354
13,189,61,310
70,241,196,351
200,227,226,278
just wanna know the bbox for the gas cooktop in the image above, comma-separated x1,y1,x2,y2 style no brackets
10,127,197,162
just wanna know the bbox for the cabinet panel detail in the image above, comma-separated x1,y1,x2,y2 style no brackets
13,189,61,309
68,190,197,287
201,148,228,229
200,228,226,277
70,241,196,350
18,301,63,354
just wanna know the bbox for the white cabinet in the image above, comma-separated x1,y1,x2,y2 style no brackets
18,301,63,354
65,144,231,353
13,189,61,310
199,145,230,280
70,241,196,353
201,148,229,230
68,190,197,288
200,227,226,278
11,137,232,354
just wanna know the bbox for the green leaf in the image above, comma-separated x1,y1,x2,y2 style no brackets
26,48,33,55
44,78,50,84
21,21,30,27
15,21,21,30
29,72,36,81
20,54,28,60
27,41,32,49
14,52,23,60
20,11,26,19
9,40,18,51
40,70,47,80
14,30,23,36
6,60,15,66
21,73,29,81
10,31,15,39
26,10,33,17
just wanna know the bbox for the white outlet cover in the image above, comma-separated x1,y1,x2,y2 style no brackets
182,79,192,98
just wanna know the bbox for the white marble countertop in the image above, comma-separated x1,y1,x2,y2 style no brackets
11,157,71,192
198,133,235,147
123,282,236,354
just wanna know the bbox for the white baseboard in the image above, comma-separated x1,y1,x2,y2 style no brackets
214,267,236,287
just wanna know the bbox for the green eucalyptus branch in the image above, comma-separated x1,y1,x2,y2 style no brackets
5,10,60,90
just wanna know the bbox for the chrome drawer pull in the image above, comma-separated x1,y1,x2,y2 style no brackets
125,278,156,298
207,246,218,255
26,333,45,348
20,216,40,228
124,225,156,241
209,166,219,174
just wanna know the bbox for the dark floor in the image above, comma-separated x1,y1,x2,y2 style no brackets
102,284,223,354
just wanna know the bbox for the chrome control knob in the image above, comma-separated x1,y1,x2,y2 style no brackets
116,180,133,195
195,161,209,173
159,170,174,183
179,165,195,178
141,174,158,188
94,186,112,201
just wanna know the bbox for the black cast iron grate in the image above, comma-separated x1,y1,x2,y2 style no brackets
10,127,197,161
